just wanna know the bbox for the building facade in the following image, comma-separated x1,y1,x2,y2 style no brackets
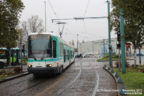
78,38,117,55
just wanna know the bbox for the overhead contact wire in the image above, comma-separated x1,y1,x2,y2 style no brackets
47,0,59,19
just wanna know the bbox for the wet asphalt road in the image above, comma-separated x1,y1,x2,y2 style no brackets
0,58,117,96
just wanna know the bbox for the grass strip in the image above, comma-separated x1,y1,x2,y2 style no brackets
115,68,144,96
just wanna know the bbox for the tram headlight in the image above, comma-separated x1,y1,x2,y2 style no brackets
28,64,32,68
57,63,59,67
46,64,52,67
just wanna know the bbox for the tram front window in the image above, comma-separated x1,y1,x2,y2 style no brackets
0,50,7,59
28,35,52,58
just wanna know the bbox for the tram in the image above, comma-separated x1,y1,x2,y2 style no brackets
0,48,21,68
27,33,75,75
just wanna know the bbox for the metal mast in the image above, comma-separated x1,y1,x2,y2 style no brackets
44,0,47,32
107,0,112,67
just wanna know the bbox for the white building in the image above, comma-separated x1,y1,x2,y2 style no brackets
78,38,144,57
78,38,117,55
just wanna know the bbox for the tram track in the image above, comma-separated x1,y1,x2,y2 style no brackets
0,65,78,96
56,64,82,96
54,59,83,96
55,58,101,96
0,58,117,96
92,71,100,96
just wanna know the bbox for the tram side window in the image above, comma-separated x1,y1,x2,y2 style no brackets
70,51,72,59
69,51,71,59
68,51,69,59
66,50,67,60
65,50,68,61
72,51,73,58
71,51,72,58
53,40,56,58
68,50,69,60
60,43,63,56
66,50,68,60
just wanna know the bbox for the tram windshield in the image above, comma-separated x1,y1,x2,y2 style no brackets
28,35,52,58
0,50,7,59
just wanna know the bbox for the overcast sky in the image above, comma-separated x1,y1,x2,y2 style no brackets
20,0,116,43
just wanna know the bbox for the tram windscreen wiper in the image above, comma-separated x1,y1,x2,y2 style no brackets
31,54,37,60
41,50,51,60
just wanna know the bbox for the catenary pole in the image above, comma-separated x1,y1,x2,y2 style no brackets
77,34,79,54
120,8,126,73
107,0,112,67
44,0,47,32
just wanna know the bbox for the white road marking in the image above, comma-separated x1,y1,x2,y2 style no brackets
92,71,100,96
56,60,82,96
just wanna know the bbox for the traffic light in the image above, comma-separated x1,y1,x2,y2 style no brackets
117,31,120,42
22,45,25,53
117,31,121,49
117,42,121,49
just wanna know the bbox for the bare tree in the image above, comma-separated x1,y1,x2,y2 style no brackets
28,16,44,33
21,16,44,43
72,40,75,46
21,21,28,43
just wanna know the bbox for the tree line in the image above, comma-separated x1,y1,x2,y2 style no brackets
111,0,144,65
0,0,24,49
0,0,44,66
0,0,143,64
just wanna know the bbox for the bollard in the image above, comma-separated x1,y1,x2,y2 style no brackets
111,69,114,73
114,72,119,78
120,88,127,95
118,77,123,83
107,67,110,70
104,65,106,68
105,66,109,70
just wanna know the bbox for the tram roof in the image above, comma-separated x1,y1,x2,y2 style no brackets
28,32,57,37
0,47,20,50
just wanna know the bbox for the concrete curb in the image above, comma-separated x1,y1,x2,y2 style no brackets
0,72,30,83
103,65,128,96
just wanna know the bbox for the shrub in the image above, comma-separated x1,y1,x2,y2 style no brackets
137,66,144,73
22,57,28,65
14,67,22,73
115,60,129,68
0,70,6,75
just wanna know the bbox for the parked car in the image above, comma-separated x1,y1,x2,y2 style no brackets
75,54,83,58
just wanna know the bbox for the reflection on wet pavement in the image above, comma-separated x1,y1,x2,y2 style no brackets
0,58,117,96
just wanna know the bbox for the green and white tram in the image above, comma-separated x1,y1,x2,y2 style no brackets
27,33,75,75
0,48,21,68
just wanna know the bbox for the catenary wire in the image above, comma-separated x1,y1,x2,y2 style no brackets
47,0,59,19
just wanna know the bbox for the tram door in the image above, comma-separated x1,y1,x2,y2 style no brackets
52,40,56,58
64,49,66,62
11,50,19,65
